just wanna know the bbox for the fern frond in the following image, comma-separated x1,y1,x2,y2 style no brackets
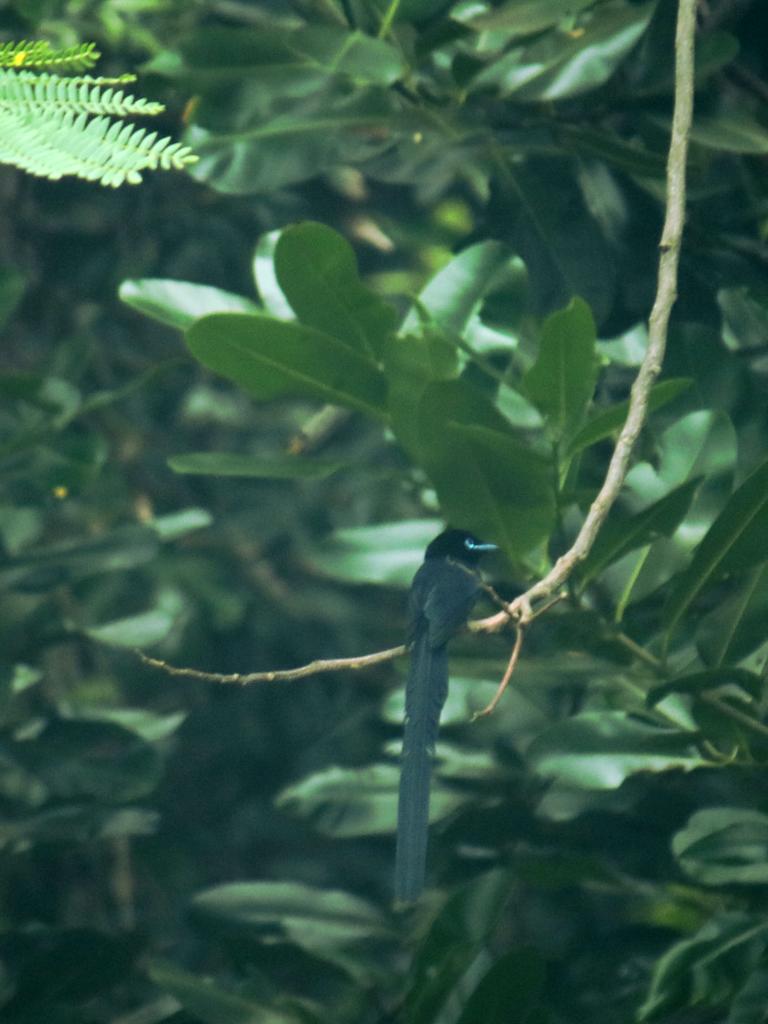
0,70,166,116
0,40,100,72
0,107,197,187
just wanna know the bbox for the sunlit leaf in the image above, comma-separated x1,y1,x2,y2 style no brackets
119,278,259,331
673,808,768,886
527,711,704,790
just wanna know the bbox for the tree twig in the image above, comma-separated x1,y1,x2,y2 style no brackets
136,645,406,684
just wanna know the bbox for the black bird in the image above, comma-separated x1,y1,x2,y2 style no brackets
395,528,497,904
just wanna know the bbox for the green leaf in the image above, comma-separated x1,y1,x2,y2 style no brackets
523,297,597,442
567,378,691,455
187,86,399,194
190,881,391,983
672,808,768,887
639,913,768,1021
384,330,461,456
697,565,768,667
85,609,177,649
442,421,556,556
689,113,768,154
471,1,657,101
527,711,704,790
464,0,597,37
119,278,259,331
456,948,545,1024
185,313,387,418
148,962,304,1024
149,507,213,540
401,240,516,337
174,25,405,89
578,478,701,587
664,458,768,648
647,668,763,708
168,452,343,479
307,519,441,586
253,229,295,319
275,222,397,358
276,763,465,838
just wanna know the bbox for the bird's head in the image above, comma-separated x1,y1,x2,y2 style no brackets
424,528,497,566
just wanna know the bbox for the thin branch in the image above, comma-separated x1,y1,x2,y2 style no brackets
477,0,698,633
471,623,525,720
136,645,406,684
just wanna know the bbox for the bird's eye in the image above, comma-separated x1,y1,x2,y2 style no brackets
464,537,476,550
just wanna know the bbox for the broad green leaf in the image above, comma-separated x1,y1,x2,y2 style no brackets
275,222,397,358
276,763,465,837
441,421,556,556
384,330,461,456
647,668,763,708
85,609,176,649
697,565,768,667
187,86,399,194
578,478,701,587
456,948,545,1024
307,519,441,585
639,913,768,1021
523,297,597,442
672,808,768,887
156,26,405,95
390,369,554,556
401,240,515,337
191,881,391,982
186,313,387,418
471,2,656,101
168,452,343,479
76,708,186,743
567,378,691,454
119,278,259,331
464,0,597,36
527,711,704,790
664,458,768,648
148,962,303,1024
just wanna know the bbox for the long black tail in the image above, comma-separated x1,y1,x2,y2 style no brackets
395,625,449,903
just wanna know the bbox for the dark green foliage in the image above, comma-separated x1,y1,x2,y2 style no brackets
3,1,768,1023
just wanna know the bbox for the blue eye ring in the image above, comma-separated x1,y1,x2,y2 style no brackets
464,537,497,552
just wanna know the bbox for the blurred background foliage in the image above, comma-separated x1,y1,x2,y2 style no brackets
2,0,768,1022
